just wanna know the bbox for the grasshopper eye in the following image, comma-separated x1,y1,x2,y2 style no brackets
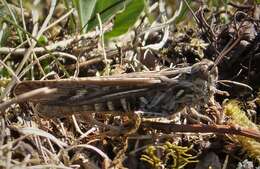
191,59,216,81
198,65,210,80
207,64,214,71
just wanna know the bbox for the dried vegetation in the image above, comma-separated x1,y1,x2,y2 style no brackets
0,0,260,169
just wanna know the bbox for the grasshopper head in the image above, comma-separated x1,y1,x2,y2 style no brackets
191,59,218,83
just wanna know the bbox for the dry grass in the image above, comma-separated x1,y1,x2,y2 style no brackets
0,1,260,169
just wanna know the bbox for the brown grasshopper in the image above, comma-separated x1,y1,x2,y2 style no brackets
14,59,218,118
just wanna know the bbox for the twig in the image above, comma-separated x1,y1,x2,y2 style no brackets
0,59,19,82
29,0,46,78
2,40,29,62
2,0,23,42
18,52,77,78
66,47,127,70
40,71,59,80
0,23,7,44
140,0,183,35
222,155,229,169
218,80,253,91
19,0,27,33
17,127,68,148
211,11,252,71
141,24,169,50
65,144,112,163
72,115,84,135
0,29,107,55
97,13,108,64
182,0,200,24
211,36,242,72
43,8,74,32
76,127,97,142
142,122,260,141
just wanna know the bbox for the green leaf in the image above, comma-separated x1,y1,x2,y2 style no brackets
175,0,192,23
0,23,9,47
87,0,131,31
37,35,48,45
224,0,229,10
105,0,144,38
95,0,123,13
73,0,97,33
0,67,9,78
63,0,77,33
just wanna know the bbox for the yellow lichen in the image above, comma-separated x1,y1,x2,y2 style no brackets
223,100,260,162
141,141,198,169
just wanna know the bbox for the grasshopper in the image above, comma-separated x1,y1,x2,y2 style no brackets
14,59,218,118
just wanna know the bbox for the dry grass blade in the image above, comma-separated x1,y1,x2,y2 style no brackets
18,127,68,148
1,1,260,168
